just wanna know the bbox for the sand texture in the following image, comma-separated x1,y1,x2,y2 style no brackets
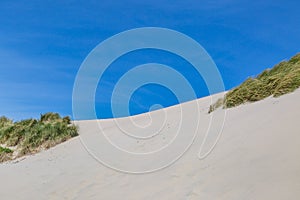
1,90,300,199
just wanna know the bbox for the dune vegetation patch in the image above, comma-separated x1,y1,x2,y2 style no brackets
0,146,13,162
0,113,78,162
209,53,300,113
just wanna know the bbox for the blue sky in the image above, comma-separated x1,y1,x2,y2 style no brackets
0,0,299,120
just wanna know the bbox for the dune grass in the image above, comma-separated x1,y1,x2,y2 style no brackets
0,113,78,162
0,146,13,162
209,53,300,112
208,98,224,113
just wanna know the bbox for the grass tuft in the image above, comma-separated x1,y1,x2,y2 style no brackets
208,98,224,113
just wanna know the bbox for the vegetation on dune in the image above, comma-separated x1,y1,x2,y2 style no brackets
0,146,13,162
209,53,300,113
208,98,224,114
0,113,78,162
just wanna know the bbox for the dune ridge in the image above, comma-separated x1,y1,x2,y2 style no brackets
0,88,299,199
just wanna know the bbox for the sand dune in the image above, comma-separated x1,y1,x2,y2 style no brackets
1,90,300,199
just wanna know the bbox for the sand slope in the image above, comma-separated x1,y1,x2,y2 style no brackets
1,90,300,199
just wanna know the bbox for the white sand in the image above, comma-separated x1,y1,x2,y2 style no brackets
1,90,300,199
